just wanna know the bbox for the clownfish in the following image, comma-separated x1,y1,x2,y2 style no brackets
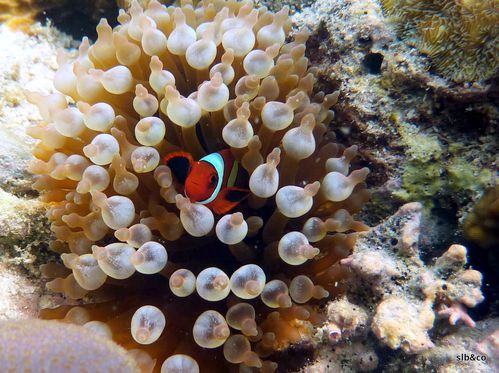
164,150,250,215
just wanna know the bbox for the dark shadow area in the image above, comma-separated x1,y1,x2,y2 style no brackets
362,52,384,74
37,1,119,41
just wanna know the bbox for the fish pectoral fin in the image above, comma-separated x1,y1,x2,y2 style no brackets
225,187,250,202
209,188,249,214
163,151,193,184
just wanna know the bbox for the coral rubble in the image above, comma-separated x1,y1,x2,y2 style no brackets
386,317,499,373
27,0,371,371
381,0,499,83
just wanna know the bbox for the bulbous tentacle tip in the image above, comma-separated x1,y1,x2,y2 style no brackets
172,7,186,24
175,194,190,210
210,71,223,86
134,327,151,344
88,68,104,80
135,83,148,97
237,101,251,119
278,294,293,308
91,245,106,260
222,48,235,64
300,112,316,131
131,305,166,345
150,55,163,70
164,85,180,101
89,189,107,208
130,251,145,266
304,181,321,196
161,355,199,373
302,244,320,259
230,212,244,226
267,147,281,165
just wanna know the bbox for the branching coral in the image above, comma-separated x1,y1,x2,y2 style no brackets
380,0,499,82
26,0,371,371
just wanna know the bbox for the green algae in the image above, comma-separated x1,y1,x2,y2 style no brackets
390,115,493,211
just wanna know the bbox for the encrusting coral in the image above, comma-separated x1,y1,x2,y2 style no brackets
302,202,487,372
380,0,499,82
306,202,485,372
344,203,484,352
26,0,371,371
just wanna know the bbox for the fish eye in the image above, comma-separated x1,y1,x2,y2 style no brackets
209,175,218,186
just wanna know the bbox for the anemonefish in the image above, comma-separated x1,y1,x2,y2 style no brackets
164,150,250,215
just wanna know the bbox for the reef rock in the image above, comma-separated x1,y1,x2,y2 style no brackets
0,22,72,319
306,202,491,371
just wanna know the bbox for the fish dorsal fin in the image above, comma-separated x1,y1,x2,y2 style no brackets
163,151,193,184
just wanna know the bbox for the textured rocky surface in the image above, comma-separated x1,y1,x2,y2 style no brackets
290,0,497,227
305,203,492,372
381,0,498,83
0,23,71,320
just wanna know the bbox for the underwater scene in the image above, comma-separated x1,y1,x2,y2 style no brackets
0,0,497,372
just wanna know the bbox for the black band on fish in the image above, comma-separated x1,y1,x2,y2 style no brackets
164,152,193,184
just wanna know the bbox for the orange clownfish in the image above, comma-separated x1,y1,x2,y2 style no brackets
164,150,250,215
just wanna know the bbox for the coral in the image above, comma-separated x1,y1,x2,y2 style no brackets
0,20,74,322
322,297,369,343
380,0,499,82
26,0,371,371
437,301,477,328
385,317,499,373
303,202,487,372
302,203,494,372
477,327,499,371
464,186,499,249
292,0,497,230
372,297,435,353
340,203,484,352
0,319,140,372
